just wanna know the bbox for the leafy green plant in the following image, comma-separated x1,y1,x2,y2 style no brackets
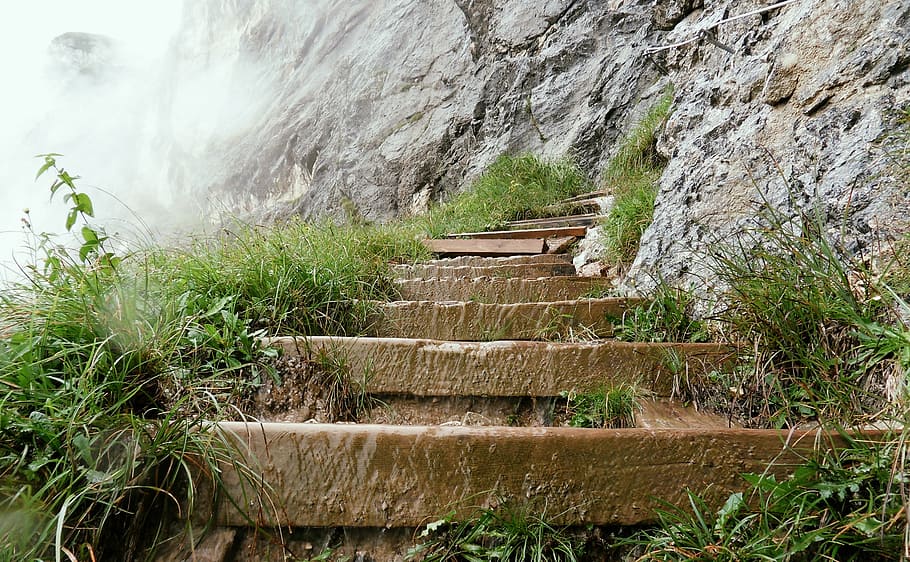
561,385,640,428
632,434,908,561
407,502,584,562
35,153,120,270
599,89,674,264
419,154,592,238
0,158,272,559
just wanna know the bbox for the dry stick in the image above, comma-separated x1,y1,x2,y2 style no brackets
645,0,801,56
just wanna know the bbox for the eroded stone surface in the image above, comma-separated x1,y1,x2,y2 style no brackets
268,336,734,397
370,298,642,340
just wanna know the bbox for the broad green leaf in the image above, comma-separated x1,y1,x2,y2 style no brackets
59,170,77,189
81,226,98,244
65,209,77,231
74,193,94,216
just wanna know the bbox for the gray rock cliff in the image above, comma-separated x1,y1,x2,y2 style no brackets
160,0,910,290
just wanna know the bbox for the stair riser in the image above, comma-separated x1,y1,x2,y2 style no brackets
418,253,572,267
370,298,643,340
212,423,876,528
394,262,576,280
395,276,612,303
269,336,734,397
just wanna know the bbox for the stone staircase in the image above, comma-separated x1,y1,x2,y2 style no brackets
165,226,867,561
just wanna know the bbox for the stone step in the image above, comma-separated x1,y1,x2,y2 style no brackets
417,253,573,267
268,336,733,397
395,275,612,303
369,298,641,341
506,213,600,229
211,422,877,528
423,238,546,256
447,225,588,240
393,261,577,280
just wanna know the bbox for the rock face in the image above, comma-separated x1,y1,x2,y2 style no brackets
162,0,910,290
629,0,910,293
163,0,663,221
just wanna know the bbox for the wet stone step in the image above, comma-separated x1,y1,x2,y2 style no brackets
267,336,734,398
395,275,612,303
210,422,874,528
446,225,589,239
423,237,546,256
393,261,577,280
417,252,573,267
368,298,642,341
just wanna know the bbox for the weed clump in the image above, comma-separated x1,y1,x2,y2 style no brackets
561,385,640,428
419,153,592,238
612,282,710,344
708,201,896,426
599,89,674,264
408,502,585,561
633,435,907,561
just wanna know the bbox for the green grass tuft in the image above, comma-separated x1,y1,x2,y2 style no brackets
599,89,674,264
561,385,640,428
418,153,592,238
407,502,585,562
612,282,710,344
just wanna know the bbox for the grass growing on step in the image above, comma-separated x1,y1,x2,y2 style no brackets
419,154,592,238
147,220,429,337
561,385,640,428
612,283,710,344
407,502,585,561
631,434,907,561
599,90,674,264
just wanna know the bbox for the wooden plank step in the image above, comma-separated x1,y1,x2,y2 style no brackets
506,213,599,229
561,189,610,203
267,336,734,397
393,261,577,280
395,276,613,303
369,298,644,341
423,238,545,256
418,253,572,267
446,226,589,240
212,423,881,528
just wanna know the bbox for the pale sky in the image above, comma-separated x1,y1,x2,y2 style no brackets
0,2,185,268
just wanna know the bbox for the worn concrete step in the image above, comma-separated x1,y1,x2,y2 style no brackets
212,422,876,528
268,336,733,397
447,225,588,240
418,253,573,267
393,261,576,280
395,275,612,303
369,298,641,341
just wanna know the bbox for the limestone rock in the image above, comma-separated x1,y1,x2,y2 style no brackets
156,0,910,297
627,0,910,295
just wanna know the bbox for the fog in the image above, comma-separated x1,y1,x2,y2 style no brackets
0,3,188,270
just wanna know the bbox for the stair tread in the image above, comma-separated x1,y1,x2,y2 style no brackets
268,335,733,397
211,422,884,528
